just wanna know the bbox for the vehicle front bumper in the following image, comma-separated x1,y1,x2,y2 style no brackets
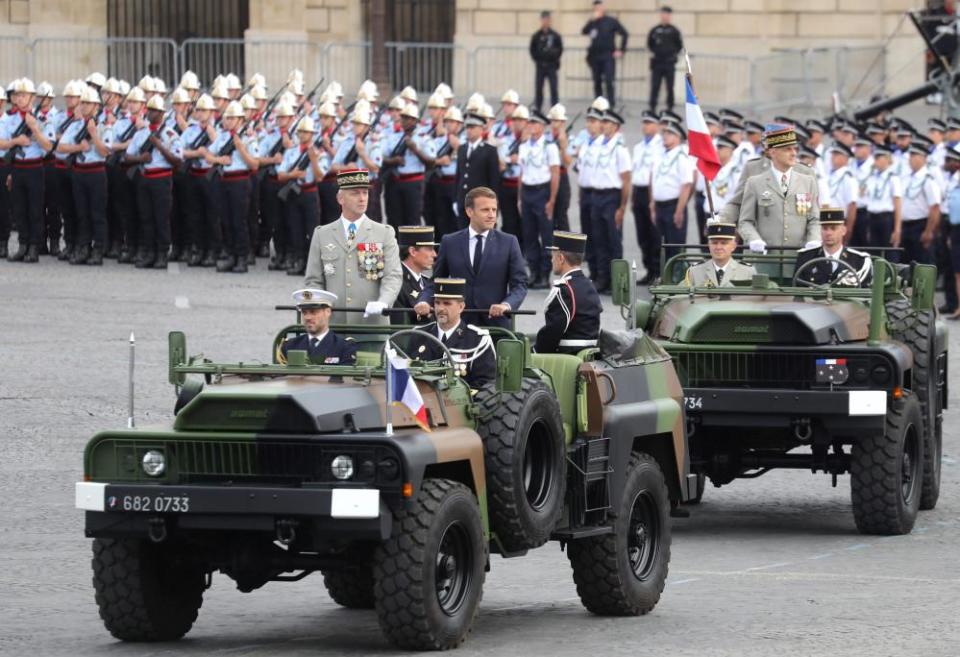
77,482,391,539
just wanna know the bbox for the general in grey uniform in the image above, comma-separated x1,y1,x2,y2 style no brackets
738,124,820,251
683,221,756,287
304,168,402,325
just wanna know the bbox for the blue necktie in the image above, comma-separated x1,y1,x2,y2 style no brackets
348,222,357,243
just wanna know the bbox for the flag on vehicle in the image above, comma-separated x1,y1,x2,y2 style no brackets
684,77,721,181
388,352,430,431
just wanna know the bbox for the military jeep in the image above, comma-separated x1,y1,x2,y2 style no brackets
611,250,947,536
76,315,695,650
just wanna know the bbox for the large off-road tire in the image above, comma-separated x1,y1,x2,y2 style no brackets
567,452,671,615
850,394,924,535
474,379,566,552
372,479,486,650
322,565,375,609
887,300,941,510
92,538,205,642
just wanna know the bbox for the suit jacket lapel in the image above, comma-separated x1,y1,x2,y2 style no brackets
330,221,349,253
460,230,474,281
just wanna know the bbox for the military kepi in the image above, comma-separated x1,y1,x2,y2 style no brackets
433,278,466,299
398,225,439,248
548,230,588,255
705,222,737,240
819,207,845,225
337,168,370,189
764,123,797,149
293,288,337,308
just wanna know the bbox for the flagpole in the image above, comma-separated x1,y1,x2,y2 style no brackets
685,51,719,224
384,346,394,436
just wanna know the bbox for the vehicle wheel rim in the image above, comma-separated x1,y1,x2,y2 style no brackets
435,521,473,616
901,423,921,504
522,419,555,510
627,490,659,581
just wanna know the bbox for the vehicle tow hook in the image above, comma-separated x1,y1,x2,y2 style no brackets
276,519,298,546
793,419,812,442
147,517,167,543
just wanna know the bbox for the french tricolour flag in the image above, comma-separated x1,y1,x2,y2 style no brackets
685,77,721,181
388,353,431,431
816,358,847,365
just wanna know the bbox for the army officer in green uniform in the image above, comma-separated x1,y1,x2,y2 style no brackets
684,221,756,287
737,124,821,252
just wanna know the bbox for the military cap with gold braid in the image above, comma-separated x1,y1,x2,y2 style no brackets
705,222,737,240
819,207,845,225
337,168,370,189
763,123,797,149
547,230,588,255
398,225,439,248
434,278,466,300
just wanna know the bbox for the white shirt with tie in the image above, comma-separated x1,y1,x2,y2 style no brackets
340,215,366,242
438,321,460,342
466,226,510,309
772,163,792,193
308,330,329,347
466,139,482,160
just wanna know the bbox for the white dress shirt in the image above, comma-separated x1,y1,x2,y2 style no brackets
865,168,903,214
341,215,366,241
592,133,632,190
651,145,693,201
438,320,461,342
901,168,942,221
631,133,664,187
519,135,560,186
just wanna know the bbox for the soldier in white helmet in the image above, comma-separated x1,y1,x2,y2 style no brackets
546,103,572,232
48,81,84,261
180,93,221,267
257,100,297,271
278,115,329,276
382,104,437,229
110,86,147,263
0,85,6,258
493,89,520,141
498,103,530,245
124,95,184,269
429,106,464,239
331,102,384,223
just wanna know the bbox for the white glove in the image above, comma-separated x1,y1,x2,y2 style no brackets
364,301,387,318
452,201,458,216
749,239,767,254
804,240,822,250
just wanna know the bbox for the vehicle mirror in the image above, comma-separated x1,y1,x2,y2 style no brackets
496,339,524,393
635,299,653,329
912,264,936,312
610,259,631,306
286,349,308,367
168,331,187,386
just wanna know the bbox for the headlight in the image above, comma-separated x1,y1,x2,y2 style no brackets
331,455,354,480
142,450,166,477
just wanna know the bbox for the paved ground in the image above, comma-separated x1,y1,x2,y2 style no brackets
1,233,958,656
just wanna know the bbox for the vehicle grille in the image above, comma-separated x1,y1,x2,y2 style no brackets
672,351,813,389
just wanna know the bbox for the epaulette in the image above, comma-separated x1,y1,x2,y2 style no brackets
466,323,489,336
846,246,869,258
797,244,820,253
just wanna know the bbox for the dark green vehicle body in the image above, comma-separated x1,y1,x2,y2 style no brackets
77,320,695,648
611,253,948,534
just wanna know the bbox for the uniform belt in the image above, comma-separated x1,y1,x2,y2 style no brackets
142,168,172,179
14,158,43,169
902,216,928,222
53,160,68,169
501,177,520,188
558,339,598,347
189,167,211,177
655,199,678,207
299,183,317,193
321,174,337,182
74,162,106,173
594,187,621,194
523,181,550,190
436,175,456,184
559,166,568,173
121,161,138,168
222,171,251,181
396,173,424,183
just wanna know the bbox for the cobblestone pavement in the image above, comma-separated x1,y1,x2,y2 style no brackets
1,228,958,656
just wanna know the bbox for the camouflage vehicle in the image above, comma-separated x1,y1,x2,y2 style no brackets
76,316,696,650
610,251,947,536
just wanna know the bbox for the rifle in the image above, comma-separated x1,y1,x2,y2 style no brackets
205,118,251,181
178,122,215,174
276,131,326,203
342,103,389,166
292,77,325,119
564,111,582,135
65,108,104,166
125,123,166,180
378,122,417,183
256,85,288,131
3,101,42,165
47,113,78,160
107,115,141,167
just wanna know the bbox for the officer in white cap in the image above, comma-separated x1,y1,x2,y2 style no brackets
124,94,184,269
276,289,358,365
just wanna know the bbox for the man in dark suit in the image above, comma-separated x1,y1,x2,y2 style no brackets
456,113,500,228
276,288,358,365
417,186,528,329
392,225,438,326
794,209,872,287
535,231,602,354
412,277,497,388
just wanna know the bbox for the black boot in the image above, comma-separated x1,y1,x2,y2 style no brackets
246,252,256,266
59,244,73,261
118,248,134,264
38,242,49,256
0,242,7,259
200,252,217,267
256,243,270,258
87,247,104,266
104,241,120,259
8,244,26,262
153,252,169,269
135,250,155,269
187,248,203,267
168,246,182,262
48,239,61,258
286,259,305,276
23,245,40,263
231,259,248,273
268,252,286,271
216,255,236,272
71,244,90,265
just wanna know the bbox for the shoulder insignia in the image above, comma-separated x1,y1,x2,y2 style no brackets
466,323,489,336
846,247,869,258
797,244,819,253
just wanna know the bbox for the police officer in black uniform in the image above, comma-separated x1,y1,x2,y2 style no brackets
582,1,629,106
413,278,497,388
535,231,602,354
646,5,684,113
530,11,564,113
393,225,438,326
276,288,358,365
795,208,873,287
456,112,500,226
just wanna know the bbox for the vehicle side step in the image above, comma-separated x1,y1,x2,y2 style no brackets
551,526,614,540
